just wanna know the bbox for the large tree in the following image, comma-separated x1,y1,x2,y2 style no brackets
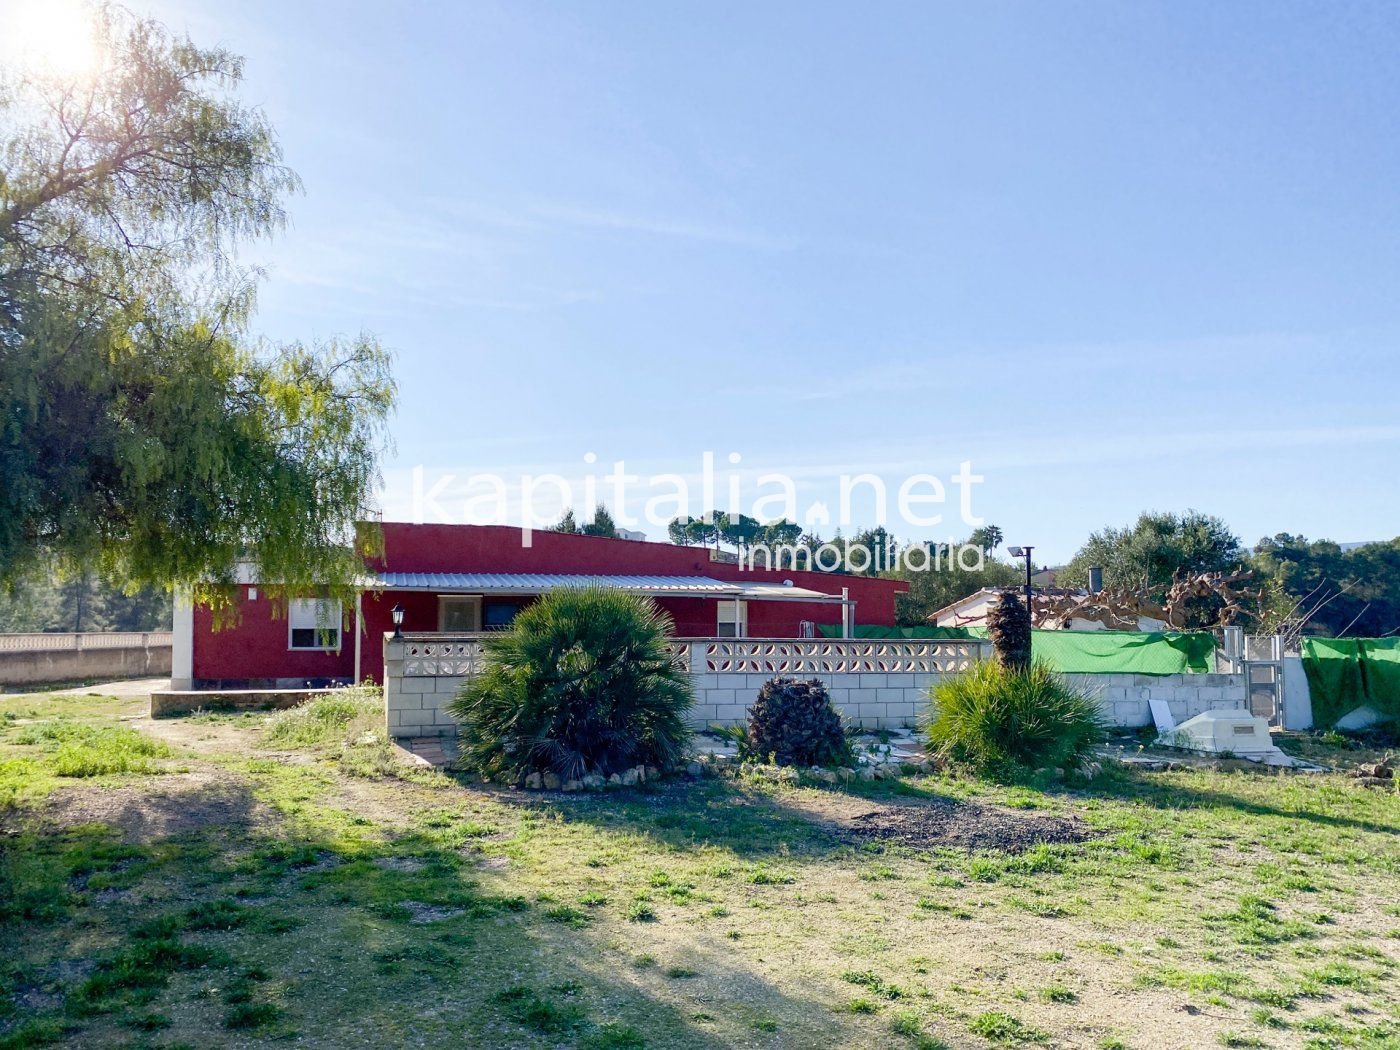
0,9,395,608
1252,534,1400,638
1060,511,1245,597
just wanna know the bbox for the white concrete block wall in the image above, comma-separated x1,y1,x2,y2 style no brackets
686,669,950,730
383,639,465,739
691,670,1248,730
383,635,1250,738
1061,672,1248,728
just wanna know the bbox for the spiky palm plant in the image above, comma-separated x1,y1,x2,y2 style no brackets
447,586,693,781
924,659,1105,778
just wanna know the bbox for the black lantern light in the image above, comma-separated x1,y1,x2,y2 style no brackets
391,603,405,640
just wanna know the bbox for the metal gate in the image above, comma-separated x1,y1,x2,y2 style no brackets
1221,628,1285,727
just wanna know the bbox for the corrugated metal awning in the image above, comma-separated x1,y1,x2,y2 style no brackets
372,572,844,602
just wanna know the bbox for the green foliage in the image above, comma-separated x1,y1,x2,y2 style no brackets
263,687,383,749
547,509,580,533
744,677,850,767
550,507,620,537
580,507,619,537
0,569,170,632
667,513,802,554
986,591,1032,671
0,9,395,605
1252,534,1400,637
1061,510,1245,598
893,538,1022,626
73,932,223,1013
841,970,908,1000
969,525,1004,554
925,660,1106,778
13,720,171,777
448,586,693,780
967,1011,1048,1045
668,515,715,547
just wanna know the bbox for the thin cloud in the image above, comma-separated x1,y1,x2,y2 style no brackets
530,202,799,251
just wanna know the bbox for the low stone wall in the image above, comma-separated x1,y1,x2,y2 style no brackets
150,687,338,718
383,635,988,737
0,632,172,686
382,634,1251,738
690,670,943,728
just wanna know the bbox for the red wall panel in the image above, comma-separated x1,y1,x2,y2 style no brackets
193,590,356,684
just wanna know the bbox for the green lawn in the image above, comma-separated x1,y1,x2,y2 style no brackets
1,690,1396,1049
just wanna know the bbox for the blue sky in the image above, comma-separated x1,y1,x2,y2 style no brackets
146,0,1399,561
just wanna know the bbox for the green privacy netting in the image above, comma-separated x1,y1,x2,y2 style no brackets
816,624,1215,675
1302,636,1400,728
1031,630,1216,675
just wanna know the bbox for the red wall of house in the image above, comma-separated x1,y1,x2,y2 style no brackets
192,590,356,685
194,523,908,686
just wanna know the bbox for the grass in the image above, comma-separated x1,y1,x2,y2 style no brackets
12,720,171,776
0,688,1396,1048
967,1010,1048,1045
263,688,383,749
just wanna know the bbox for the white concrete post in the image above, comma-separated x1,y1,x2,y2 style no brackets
171,588,194,689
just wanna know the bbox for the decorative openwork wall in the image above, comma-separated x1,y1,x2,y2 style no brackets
381,634,1247,740
400,636,486,677
0,631,171,652
701,639,981,675
383,633,994,738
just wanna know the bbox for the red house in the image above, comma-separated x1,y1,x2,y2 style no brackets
172,523,908,689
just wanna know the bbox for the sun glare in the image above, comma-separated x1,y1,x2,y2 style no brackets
0,0,103,79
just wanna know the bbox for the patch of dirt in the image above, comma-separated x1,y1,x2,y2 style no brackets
402,901,465,924
844,800,1093,852
785,793,1095,853
128,716,267,755
34,769,277,843
329,778,435,827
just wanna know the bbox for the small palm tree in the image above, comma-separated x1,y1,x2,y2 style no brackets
986,589,1032,671
925,660,1105,778
448,586,693,780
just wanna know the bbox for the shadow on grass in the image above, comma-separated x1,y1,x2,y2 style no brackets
1043,766,1397,836
480,777,853,860
0,781,871,1049
475,770,1092,861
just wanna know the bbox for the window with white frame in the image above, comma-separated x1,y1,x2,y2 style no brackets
716,600,747,638
288,599,342,650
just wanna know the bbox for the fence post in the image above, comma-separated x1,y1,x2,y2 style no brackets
688,640,708,676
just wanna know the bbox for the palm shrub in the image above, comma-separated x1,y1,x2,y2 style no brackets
447,586,693,781
986,589,1032,671
746,677,850,767
924,659,1105,778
